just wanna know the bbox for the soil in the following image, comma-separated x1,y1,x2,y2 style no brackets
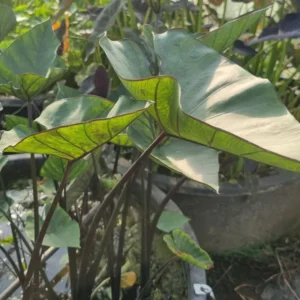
207,234,300,300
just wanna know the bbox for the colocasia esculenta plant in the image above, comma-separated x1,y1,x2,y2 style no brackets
1,4,300,300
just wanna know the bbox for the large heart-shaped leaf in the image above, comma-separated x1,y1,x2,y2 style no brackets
0,20,66,100
4,115,39,131
0,97,150,159
100,28,300,180
163,229,213,270
26,204,80,248
0,4,16,42
199,6,268,52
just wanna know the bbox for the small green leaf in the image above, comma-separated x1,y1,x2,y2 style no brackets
26,204,80,248
0,4,16,42
4,115,39,131
157,211,190,233
55,83,82,100
0,235,13,245
163,229,213,270
41,156,89,182
199,7,268,52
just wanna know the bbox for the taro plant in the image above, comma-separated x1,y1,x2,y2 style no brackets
2,5,300,300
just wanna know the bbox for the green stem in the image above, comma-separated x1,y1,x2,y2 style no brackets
221,0,228,25
116,16,125,38
143,6,151,25
189,11,196,32
273,40,290,83
197,0,203,32
22,162,74,299
127,0,137,29
265,42,279,80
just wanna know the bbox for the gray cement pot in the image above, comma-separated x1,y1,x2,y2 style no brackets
151,170,300,253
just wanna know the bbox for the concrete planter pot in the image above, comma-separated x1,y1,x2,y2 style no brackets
151,170,300,252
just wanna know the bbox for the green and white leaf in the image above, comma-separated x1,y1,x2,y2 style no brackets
26,204,80,248
41,156,89,182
